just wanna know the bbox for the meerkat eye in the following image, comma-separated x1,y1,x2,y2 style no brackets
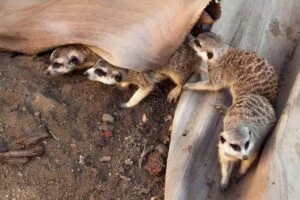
52,62,61,68
207,52,214,59
194,40,202,48
245,140,250,149
230,144,241,151
220,136,226,144
95,68,106,76
69,56,79,65
113,74,122,82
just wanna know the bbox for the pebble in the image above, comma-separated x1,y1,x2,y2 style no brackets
102,114,115,124
124,159,133,166
34,111,40,117
167,115,173,121
100,156,111,162
119,166,125,173
103,130,113,138
79,155,85,165
142,114,148,123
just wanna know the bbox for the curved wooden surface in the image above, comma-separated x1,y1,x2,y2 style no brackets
0,0,210,72
165,0,300,199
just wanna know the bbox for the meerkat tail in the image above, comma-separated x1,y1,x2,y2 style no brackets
183,80,222,91
238,151,259,176
121,86,154,108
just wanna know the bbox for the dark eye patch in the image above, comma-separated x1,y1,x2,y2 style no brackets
207,52,214,59
194,40,202,48
95,68,106,77
69,56,79,65
245,140,250,149
230,144,241,151
220,136,225,144
52,62,61,68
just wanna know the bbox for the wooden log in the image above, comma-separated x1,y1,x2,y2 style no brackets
0,0,210,72
165,0,300,199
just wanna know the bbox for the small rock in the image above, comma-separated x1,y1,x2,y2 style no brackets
103,130,113,138
79,155,85,165
142,114,148,123
167,115,173,120
94,135,106,147
34,111,40,117
102,114,115,124
100,156,111,162
155,144,168,158
119,166,125,173
124,159,133,166
20,106,26,112
144,152,164,176
0,128,3,133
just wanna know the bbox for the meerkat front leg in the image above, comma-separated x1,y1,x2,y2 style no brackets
120,85,154,108
237,151,258,179
167,73,184,102
220,159,234,192
183,80,222,91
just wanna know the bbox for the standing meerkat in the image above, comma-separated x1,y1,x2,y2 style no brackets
216,94,276,191
46,44,99,76
84,40,201,108
184,33,278,105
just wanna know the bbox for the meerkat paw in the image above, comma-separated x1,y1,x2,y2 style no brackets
213,104,229,114
219,182,229,192
167,87,181,102
119,103,131,109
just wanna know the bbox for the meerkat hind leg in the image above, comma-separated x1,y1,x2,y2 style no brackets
184,80,221,92
121,86,153,108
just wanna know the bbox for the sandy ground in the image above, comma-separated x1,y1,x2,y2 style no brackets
0,52,176,200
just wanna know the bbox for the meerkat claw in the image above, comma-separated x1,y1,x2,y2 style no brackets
167,87,181,102
119,103,128,109
219,183,228,192
213,104,229,114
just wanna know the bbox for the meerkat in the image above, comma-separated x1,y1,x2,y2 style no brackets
216,93,276,191
46,44,99,76
184,33,278,105
84,40,201,108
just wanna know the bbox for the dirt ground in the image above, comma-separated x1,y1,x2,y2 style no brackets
0,52,176,200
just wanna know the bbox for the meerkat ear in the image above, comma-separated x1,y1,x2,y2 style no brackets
69,56,80,65
207,51,214,59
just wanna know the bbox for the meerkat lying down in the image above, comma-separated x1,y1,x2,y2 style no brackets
84,40,201,108
46,44,99,76
215,94,276,191
184,33,278,105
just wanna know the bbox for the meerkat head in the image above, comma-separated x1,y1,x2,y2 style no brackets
219,126,253,160
46,46,85,76
188,32,227,64
84,59,123,85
